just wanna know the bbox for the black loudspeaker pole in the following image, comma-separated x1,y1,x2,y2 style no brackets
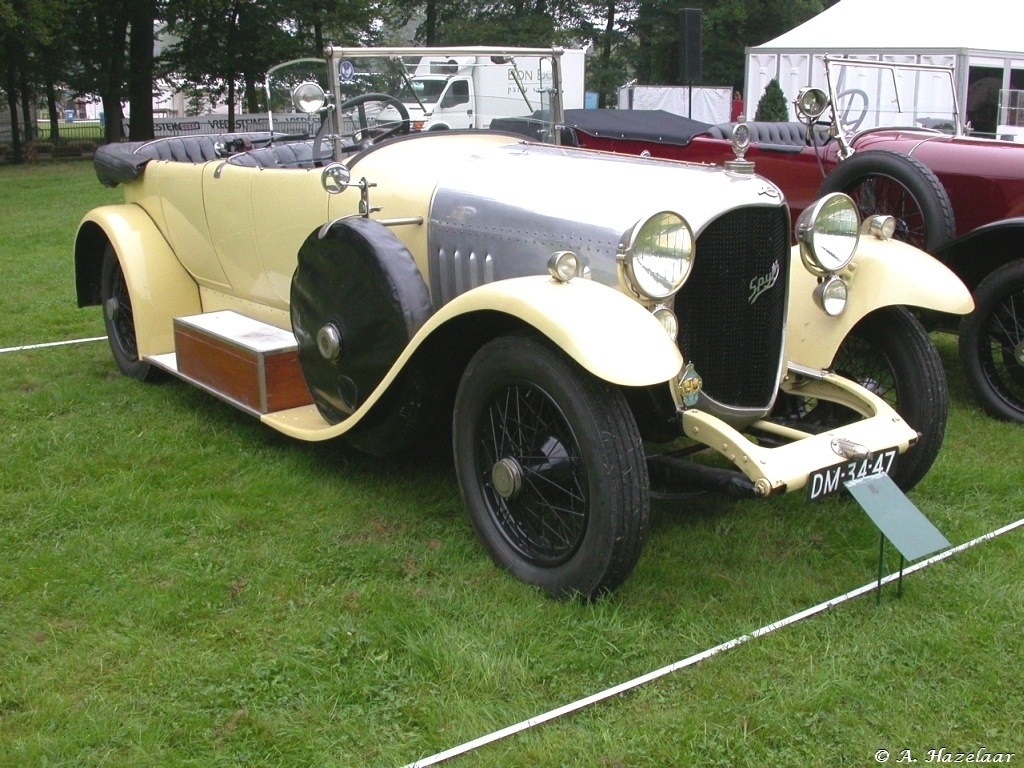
680,8,702,118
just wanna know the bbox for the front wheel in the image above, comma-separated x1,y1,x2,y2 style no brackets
453,334,650,600
959,260,1024,422
100,245,157,381
774,306,948,492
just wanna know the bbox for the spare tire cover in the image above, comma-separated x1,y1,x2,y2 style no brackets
291,218,433,424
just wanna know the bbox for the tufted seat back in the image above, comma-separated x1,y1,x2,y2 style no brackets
704,121,830,150
227,142,317,169
135,136,224,163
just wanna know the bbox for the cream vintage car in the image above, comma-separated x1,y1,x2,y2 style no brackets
74,46,973,598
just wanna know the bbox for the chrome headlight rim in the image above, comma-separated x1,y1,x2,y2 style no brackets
292,81,327,114
813,274,849,316
796,192,861,276
652,304,679,341
547,250,581,283
863,214,897,240
620,210,695,301
795,87,830,121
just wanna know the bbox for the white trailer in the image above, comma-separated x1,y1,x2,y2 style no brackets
394,49,587,131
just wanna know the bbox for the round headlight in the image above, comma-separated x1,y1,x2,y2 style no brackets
796,192,860,275
865,214,897,240
548,250,580,283
621,211,694,300
795,87,829,120
652,305,679,340
292,81,327,114
813,275,849,316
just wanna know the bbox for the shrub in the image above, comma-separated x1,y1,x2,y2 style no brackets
754,78,790,122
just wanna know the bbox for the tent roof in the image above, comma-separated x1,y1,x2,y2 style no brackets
752,0,1023,55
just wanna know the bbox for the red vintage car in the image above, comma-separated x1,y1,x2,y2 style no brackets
563,57,1024,424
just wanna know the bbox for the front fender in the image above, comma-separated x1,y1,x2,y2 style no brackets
786,237,974,369
430,276,684,386
262,276,684,441
76,204,201,358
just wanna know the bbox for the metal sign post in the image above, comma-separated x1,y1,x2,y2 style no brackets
844,473,951,604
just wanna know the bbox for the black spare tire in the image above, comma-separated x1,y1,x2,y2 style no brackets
290,218,433,426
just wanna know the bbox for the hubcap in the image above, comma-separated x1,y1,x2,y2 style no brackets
491,457,523,499
1016,339,1024,367
105,297,118,321
316,323,342,361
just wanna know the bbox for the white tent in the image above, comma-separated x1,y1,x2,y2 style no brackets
744,0,1024,132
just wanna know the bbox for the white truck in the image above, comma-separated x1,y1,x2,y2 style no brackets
391,48,587,131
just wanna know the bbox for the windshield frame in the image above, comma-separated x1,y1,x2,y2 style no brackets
322,45,571,160
823,55,965,142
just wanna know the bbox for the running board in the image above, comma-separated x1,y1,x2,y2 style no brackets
147,310,313,417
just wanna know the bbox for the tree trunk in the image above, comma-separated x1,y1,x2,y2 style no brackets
46,76,61,145
243,75,260,114
5,67,22,163
423,0,437,45
101,3,130,143
598,0,616,109
128,0,156,140
227,78,236,133
19,66,33,142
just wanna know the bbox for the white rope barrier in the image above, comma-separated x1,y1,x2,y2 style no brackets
402,516,1024,768
0,336,107,355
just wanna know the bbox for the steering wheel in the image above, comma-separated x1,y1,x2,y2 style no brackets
836,88,869,133
337,93,411,149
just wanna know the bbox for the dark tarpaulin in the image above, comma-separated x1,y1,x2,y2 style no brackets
563,109,714,146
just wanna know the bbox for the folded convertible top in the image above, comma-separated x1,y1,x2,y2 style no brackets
563,109,714,146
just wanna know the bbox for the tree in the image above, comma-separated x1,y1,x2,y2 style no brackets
128,0,159,140
1,0,59,160
753,77,788,121
162,0,332,127
631,0,824,90
63,0,133,143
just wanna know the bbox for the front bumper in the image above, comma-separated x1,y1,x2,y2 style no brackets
679,364,918,496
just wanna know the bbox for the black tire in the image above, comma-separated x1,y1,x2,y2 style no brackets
818,150,956,253
100,245,157,381
453,334,649,599
773,306,948,492
959,259,1024,422
290,218,432,428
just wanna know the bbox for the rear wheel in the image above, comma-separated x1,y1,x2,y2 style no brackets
818,150,956,253
959,259,1024,422
100,245,157,381
452,334,649,599
774,306,948,492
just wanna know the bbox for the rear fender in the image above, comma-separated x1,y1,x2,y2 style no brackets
787,237,974,369
75,205,201,358
933,216,1024,291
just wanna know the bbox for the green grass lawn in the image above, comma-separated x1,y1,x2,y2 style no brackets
1,161,1022,767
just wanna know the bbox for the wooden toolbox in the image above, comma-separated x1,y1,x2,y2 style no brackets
173,311,312,415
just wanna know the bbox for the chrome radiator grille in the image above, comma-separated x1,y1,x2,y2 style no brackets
674,205,790,411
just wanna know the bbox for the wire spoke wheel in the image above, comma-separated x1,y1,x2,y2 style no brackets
100,245,156,381
963,262,1024,421
818,150,956,253
107,262,139,359
772,307,947,492
846,174,928,248
477,381,588,566
453,334,649,599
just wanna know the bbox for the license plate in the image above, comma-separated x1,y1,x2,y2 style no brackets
806,448,898,502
